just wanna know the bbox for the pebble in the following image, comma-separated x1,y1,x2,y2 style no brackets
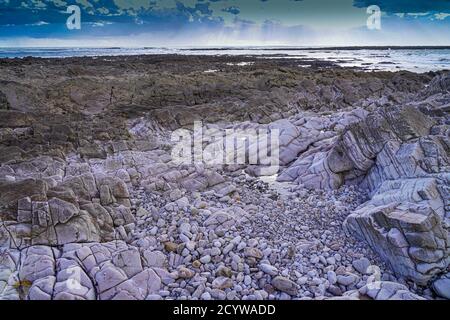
210,247,221,256
186,241,196,251
259,263,278,276
327,271,337,285
297,276,308,285
164,242,178,252
210,289,227,300
244,248,264,259
212,277,233,290
200,255,212,264
192,260,201,268
352,257,371,275
54,150,413,302
223,243,234,254
217,266,232,278
201,292,212,300
271,276,299,296
337,273,359,286
178,267,195,279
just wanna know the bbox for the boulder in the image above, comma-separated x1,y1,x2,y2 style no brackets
359,281,425,300
271,276,298,296
0,179,48,215
432,273,450,299
344,202,449,285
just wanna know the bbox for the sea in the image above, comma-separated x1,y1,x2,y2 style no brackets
0,46,449,73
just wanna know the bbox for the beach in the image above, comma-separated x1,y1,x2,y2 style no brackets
0,54,449,300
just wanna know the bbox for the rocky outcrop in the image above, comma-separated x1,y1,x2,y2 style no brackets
277,74,450,286
0,55,446,300
344,97,449,285
1,241,165,300
344,134,449,284
357,281,426,300
421,73,450,96
0,154,137,248
279,105,436,188
345,202,448,285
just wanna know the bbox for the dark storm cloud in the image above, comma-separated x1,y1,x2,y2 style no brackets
222,6,240,15
0,1,449,45
353,0,450,13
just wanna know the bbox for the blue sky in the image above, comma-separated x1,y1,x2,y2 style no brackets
0,0,449,46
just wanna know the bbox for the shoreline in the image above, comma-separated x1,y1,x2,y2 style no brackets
2,45,450,50
0,53,448,75
181,45,450,51
0,51,448,74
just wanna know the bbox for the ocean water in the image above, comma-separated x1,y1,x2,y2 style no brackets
0,47,449,73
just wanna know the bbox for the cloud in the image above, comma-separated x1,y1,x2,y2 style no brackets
434,13,450,20
28,21,49,26
0,0,449,46
222,6,240,15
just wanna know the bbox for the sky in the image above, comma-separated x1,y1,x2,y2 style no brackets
0,0,449,47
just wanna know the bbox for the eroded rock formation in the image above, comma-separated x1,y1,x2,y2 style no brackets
278,73,450,287
0,55,448,300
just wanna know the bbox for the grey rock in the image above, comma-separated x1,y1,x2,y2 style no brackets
337,273,359,287
359,281,425,300
432,273,450,299
352,258,371,275
259,263,278,276
212,277,233,290
143,251,167,268
272,276,298,296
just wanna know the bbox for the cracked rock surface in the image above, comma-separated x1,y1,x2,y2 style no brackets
0,55,448,300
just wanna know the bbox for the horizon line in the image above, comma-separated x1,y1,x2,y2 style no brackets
1,45,450,50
